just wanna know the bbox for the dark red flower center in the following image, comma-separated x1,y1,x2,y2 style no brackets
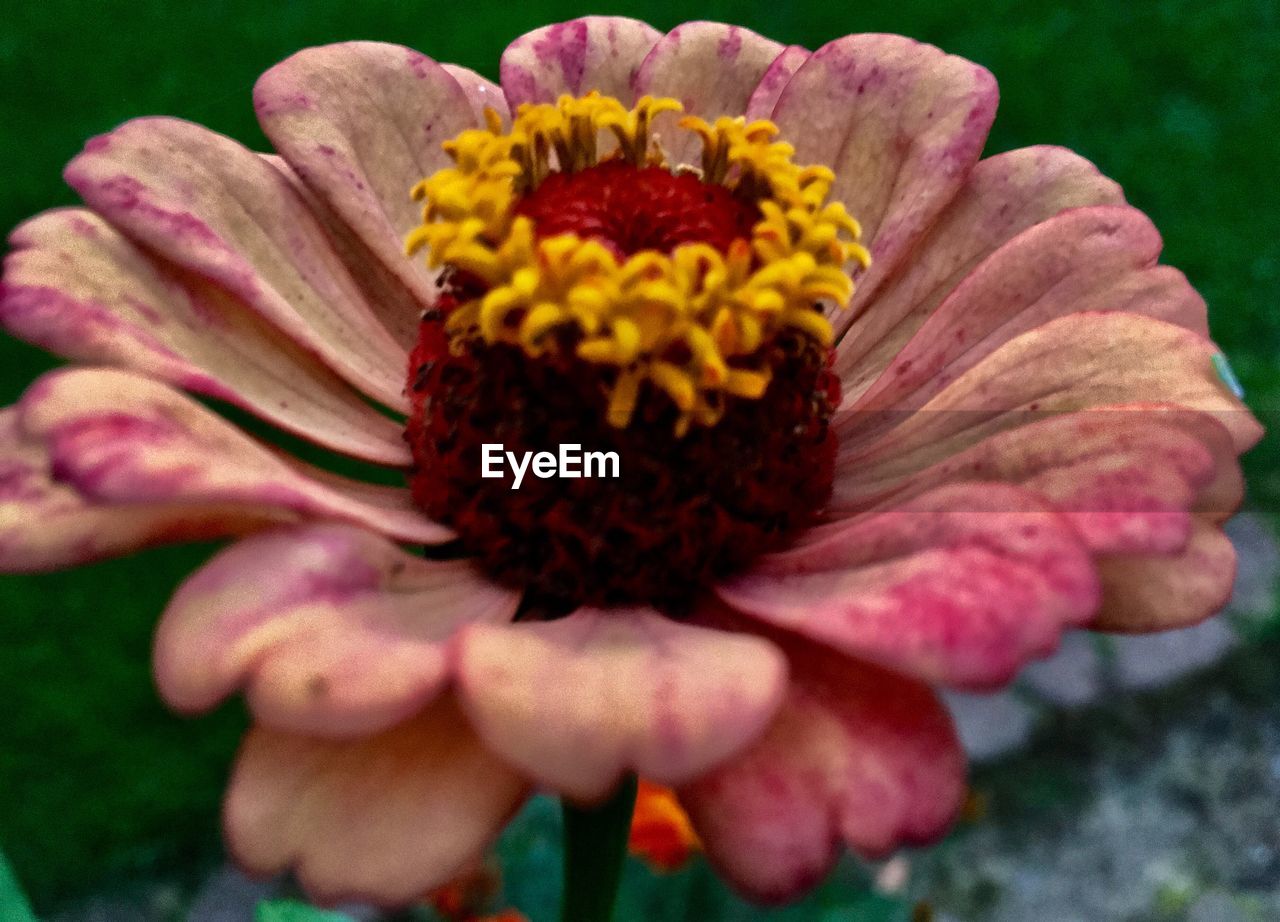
513,160,761,259
405,161,841,614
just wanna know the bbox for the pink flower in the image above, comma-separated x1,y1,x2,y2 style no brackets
0,16,1261,908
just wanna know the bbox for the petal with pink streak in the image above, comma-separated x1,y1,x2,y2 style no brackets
1095,518,1238,632
441,64,512,125
64,117,409,409
456,608,787,802
2,209,411,466
155,524,518,736
633,22,784,166
500,16,661,106
681,639,963,902
0,407,276,571
259,151,434,359
255,43,479,347
843,206,1209,420
744,45,809,118
835,146,1127,388
833,407,1239,556
772,34,998,312
717,483,1100,689
225,696,528,907
19,368,449,544
837,313,1262,465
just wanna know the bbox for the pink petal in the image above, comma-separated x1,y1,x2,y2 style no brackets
500,16,662,106
441,64,512,124
0,406,273,570
833,406,1239,556
772,34,998,313
225,696,528,907
1095,518,1238,632
843,206,1209,421
744,45,809,119
680,638,963,902
1,209,411,466
18,368,449,544
717,483,1100,688
837,313,1263,463
633,22,784,166
64,117,410,410
835,147,1127,391
155,524,518,736
254,43,480,348
455,608,787,802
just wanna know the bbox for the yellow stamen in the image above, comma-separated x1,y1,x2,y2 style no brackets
406,94,870,434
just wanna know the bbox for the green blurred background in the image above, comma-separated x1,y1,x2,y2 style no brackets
1,0,1276,913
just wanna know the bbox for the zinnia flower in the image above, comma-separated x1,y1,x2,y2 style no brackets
0,15,1260,911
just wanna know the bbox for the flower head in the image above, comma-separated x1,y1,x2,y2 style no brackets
0,16,1261,909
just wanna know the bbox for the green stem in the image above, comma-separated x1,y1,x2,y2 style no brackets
560,775,638,922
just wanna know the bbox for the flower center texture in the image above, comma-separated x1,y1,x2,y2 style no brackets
404,94,870,612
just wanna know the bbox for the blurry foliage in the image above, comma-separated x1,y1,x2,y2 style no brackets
0,0,1276,911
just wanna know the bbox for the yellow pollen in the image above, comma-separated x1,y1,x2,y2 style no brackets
405,92,871,433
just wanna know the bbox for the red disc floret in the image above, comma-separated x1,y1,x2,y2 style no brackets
513,160,759,257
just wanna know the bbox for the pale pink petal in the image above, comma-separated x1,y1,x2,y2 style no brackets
772,34,998,314
835,147,1127,390
843,206,1209,420
254,43,480,347
500,16,662,106
456,608,787,802
744,45,809,119
19,368,449,544
1095,518,1238,632
2,209,411,466
833,407,1240,556
681,638,963,902
155,524,518,736
0,406,275,571
836,313,1263,464
441,64,512,124
225,696,528,907
64,117,410,409
633,22,784,166
258,151,433,357
717,483,1100,688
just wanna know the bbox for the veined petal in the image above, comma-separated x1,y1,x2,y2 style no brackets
744,45,809,119
455,607,787,802
441,64,512,125
833,406,1241,556
500,16,662,106
837,312,1262,463
835,147,1127,388
64,117,410,410
680,636,963,902
255,43,480,347
1095,518,1237,632
18,368,450,544
155,524,518,736
772,34,998,310
842,205,1208,421
224,696,528,907
0,406,274,571
1,209,411,466
717,483,1100,689
633,22,785,166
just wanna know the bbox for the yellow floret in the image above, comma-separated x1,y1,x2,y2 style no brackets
406,93,870,434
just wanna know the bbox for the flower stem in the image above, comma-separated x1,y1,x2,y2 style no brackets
560,775,638,922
